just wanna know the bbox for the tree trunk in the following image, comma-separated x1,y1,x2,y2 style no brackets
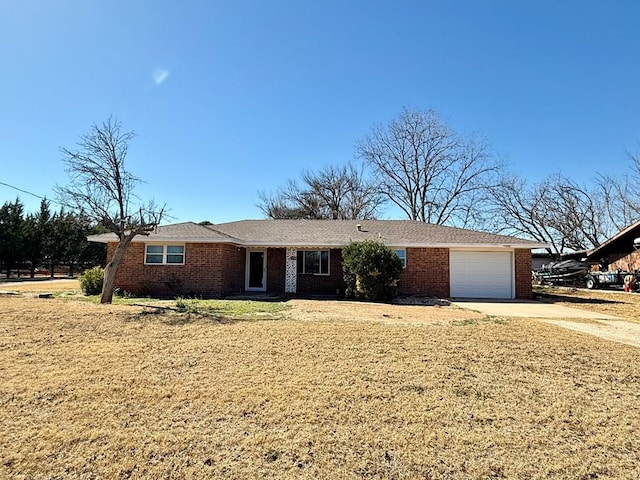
101,262,117,304
100,238,131,304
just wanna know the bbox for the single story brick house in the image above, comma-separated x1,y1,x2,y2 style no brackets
89,219,545,299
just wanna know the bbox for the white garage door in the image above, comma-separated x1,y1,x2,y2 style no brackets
450,251,513,299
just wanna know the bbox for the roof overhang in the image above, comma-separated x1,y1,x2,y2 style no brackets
585,219,640,260
87,235,241,245
230,241,548,249
89,235,546,250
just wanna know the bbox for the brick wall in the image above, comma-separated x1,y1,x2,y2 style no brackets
397,248,450,298
267,248,286,293
607,251,640,271
108,242,244,298
296,249,345,295
108,242,531,299
514,248,532,299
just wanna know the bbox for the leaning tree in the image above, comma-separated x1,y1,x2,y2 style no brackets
56,118,165,303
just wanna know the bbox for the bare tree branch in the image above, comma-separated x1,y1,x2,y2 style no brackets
258,163,384,220
356,108,500,227
489,173,619,257
55,117,165,303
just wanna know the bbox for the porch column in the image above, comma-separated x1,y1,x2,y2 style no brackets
285,247,297,293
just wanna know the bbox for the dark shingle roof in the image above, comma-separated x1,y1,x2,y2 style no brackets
210,219,543,248
88,222,241,244
89,219,545,248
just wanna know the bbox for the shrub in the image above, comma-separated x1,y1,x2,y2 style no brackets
342,240,403,301
175,296,200,313
80,266,104,296
114,288,133,299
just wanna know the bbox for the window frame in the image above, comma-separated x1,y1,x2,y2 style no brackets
144,243,185,265
297,249,330,276
393,248,407,269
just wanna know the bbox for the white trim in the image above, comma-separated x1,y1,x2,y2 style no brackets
245,249,267,292
297,249,330,276
220,241,545,249
92,236,545,250
391,247,407,268
144,243,185,265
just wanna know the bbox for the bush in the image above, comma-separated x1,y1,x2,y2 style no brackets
175,296,200,313
114,288,132,299
80,266,104,296
342,240,403,301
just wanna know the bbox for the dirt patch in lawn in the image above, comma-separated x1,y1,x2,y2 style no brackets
2,295,640,479
288,298,483,324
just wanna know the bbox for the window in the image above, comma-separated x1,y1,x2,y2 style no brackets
394,249,407,268
297,250,329,275
145,244,185,265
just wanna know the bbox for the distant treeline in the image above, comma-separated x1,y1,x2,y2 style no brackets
0,198,106,278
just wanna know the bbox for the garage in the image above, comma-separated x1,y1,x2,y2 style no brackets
450,250,514,299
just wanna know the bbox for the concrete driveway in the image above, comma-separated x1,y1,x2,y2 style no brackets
451,299,640,349
451,299,620,320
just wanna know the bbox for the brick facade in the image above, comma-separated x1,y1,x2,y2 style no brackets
397,248,450,298
266,248,286,293
108,242,533,299
606,251,640,271
514,248,533,299
296,249,345,295
108,242,244,298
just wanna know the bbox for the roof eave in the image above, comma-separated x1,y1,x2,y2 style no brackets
237,241,549,249
87,235,240,244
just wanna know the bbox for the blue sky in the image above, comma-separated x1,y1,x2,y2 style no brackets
1,0,639,224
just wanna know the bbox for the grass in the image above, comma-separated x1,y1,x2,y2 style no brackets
534,285,640,322
2,294,640,479
21,280,292,320
174,298,291,319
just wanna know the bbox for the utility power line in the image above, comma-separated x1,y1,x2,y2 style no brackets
0,180,63,206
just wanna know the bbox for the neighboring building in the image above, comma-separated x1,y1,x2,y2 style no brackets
585,219,640,271
532,252,553,271
88,220,546,299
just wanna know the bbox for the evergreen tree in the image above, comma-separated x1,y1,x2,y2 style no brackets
0,199,25,277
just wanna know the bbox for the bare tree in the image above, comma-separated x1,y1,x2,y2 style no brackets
594,173,638,230
356,108,500,227
594,148,640,230
56,118,165,304
258,163,384,220
489,173,614,256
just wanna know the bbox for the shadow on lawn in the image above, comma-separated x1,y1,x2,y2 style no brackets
535,292,625,306
126,306,239,326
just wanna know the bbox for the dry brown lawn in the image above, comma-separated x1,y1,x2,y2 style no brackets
0,279,80,294
535,286,640,322
2,294,640,479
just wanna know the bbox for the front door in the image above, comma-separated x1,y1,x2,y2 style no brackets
246,250,267,291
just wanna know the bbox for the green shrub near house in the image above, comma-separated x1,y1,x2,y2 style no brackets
342,240,403,301
80,266,104,295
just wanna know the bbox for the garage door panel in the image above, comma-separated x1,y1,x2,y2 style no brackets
450,251,513,299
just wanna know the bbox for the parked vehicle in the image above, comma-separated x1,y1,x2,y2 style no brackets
534,260,640,290
583,270,640,290
534,260,591,286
